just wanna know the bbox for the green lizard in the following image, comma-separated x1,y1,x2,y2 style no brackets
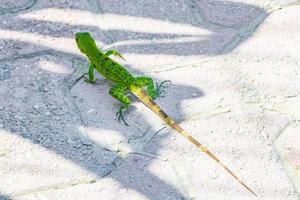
75,32,256,196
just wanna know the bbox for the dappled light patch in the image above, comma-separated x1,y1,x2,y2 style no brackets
19,8,212,36
0,129,96,195
77,125,133,154
38,59,73,74
0,29,79,55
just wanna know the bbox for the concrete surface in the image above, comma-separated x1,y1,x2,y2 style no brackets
0,0,299,199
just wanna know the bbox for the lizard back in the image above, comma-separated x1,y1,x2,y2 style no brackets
95,53,135,85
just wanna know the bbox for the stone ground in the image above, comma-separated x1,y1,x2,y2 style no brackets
0,0,299,199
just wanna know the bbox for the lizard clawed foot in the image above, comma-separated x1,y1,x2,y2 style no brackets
105,50,126,61
116,105,129,126
152,80,171,99
113,52,126,61
83,73,97,84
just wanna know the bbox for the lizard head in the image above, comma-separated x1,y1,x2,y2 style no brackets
75,32,98,57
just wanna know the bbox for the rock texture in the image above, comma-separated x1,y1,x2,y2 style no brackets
0,0,299,199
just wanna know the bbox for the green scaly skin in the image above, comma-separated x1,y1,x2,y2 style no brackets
75,32,257,196
75,32,168,125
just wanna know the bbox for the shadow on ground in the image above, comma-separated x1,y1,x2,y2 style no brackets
0,193,11,200
0,0,267,199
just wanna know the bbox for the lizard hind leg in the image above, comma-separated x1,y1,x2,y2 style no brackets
109,84,132,126
134,77,171,100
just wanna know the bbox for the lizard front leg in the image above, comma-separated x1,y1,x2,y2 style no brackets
134,77,170,100
105,50,125,60
84,63,97,83
109,84,131,126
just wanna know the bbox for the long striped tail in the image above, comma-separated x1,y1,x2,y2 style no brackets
131,86,257,196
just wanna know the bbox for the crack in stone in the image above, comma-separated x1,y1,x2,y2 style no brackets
0,0,37,15
8,149,124,197
183,102,297,125
59,75,87,128
143,126,166,149
149,59,210,73
12,178,98,198
100,156,125,178
275,120,296,141
268,0,300,9
186,106,232,122
127,127,151,144
168,160,190,200
128,151,162,160
222,11,270,54
61,84,86,126
0,50,53,63
263,106,297,122
86,0,115,44
185,0,205,25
